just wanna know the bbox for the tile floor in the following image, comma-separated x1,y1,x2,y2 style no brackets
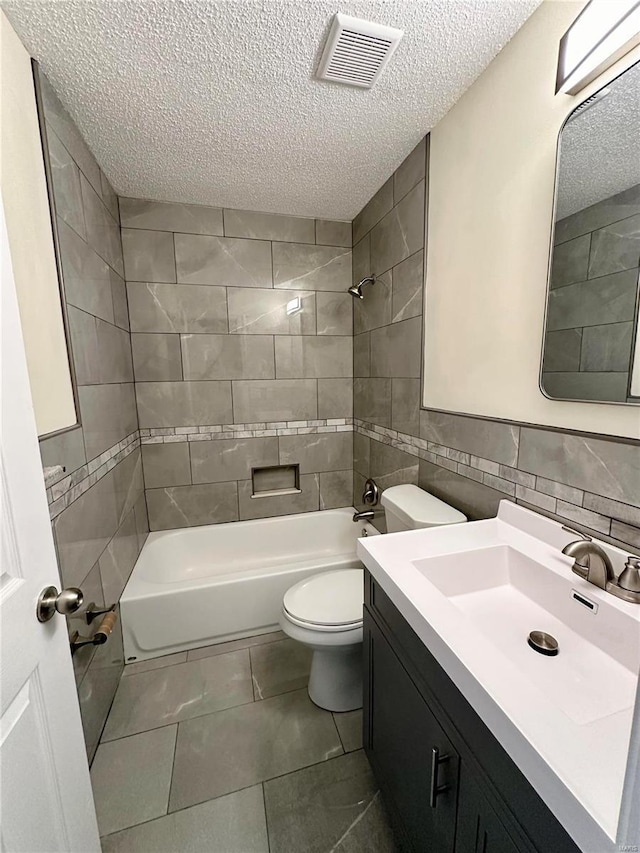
93,632,397,852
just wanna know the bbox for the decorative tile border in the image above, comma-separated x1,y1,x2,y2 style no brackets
140,419,354,444
354,419,640,545
45,431,140,520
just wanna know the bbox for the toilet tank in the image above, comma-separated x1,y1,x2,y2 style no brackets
380,484,467,532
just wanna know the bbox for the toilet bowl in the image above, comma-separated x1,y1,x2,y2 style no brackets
280,487,467,713
280,569,364,712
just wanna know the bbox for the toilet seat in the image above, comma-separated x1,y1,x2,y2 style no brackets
282,569,363,632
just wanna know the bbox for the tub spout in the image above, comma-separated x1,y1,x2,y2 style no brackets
353,509,375,523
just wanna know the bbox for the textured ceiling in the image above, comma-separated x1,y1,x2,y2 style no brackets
557,61,640,220
3,0,540,219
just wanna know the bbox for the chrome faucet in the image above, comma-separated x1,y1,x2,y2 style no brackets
561,526,640,604
353,509,375,523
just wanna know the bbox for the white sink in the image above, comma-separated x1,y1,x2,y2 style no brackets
357,501,640,852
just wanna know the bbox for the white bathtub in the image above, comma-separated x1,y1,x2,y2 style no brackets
121,507,378,662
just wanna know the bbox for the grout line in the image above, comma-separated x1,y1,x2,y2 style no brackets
262,781,272,853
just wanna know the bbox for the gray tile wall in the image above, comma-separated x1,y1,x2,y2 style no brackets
120,197,353,530
542,185,640,402
37,72,147,762
352,138,640,549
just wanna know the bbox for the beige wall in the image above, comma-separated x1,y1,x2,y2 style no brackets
1,11,76,436
424,0,640,440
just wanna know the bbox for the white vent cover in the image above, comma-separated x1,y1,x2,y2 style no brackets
317,14,403,89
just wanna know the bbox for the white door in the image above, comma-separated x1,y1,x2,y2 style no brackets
0,199,100,852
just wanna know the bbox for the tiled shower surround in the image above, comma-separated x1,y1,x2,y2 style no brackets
352,137,640,549
542,183,640,402
119,196,354,529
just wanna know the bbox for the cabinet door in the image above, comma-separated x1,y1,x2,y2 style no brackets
365,610,459,853
455,769,526,853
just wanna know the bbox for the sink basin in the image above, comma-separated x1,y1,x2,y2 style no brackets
413,544,637,726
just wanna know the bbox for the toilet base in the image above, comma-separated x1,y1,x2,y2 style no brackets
308,644,363,712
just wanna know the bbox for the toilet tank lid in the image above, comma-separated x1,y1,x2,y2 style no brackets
380,484,466,527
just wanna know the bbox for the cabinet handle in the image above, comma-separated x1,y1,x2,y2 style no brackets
429,746,450,808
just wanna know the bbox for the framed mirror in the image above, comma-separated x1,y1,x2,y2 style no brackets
540,60,640,405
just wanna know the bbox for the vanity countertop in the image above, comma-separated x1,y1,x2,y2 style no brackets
357,501,640,853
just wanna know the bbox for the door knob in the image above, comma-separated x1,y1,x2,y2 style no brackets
36,585,84,623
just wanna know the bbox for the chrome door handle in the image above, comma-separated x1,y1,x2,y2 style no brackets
429,746,450,808
37,585,84,622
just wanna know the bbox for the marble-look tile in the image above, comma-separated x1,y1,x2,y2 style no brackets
534,476,583,506
556,500,611,535
354,378,391,427
91,725,177,836
275,336,352,379
273,242,351,292
224,209,315,243
318,378,353,418
127,282,228,334
354,333,370,378
111,271,130,331
354,270,392,334
550,233,590,288
175,233,272,288
232,379,317,422
518,428,640,507
169,688,343,811
391,378,421,436
136,380,232,427
580,322,634,372
316,219,352,248
542,328,582,373
370,316,422,378
611,520,640,550
316,292,353,335
588,214,640,278
181,333,274,380
47,126,85,239
353,178,394,244
333,710,363,753
279,433,352,474
69,312,132,385
133,492,149,553
98,508,139,605
120,197,223,235
190,437,278,484
122,228,175,283
95,319,134,384
228,287,315,335
103,650,252,741
187,631,287,662
353,433,370,476
131,333,183,381
68,306,100,385
57,217,114,324
419,459,511,521
320,470,353,510
113,449,145,528
141,442,191,488
263,751,395,853
392,250,423,322
250,638,312,700
69,562,104,686
394,137,426,204
371,181,425,275
555,184,640,244
100,171,119,221
101,786,269,853
78,383,138,459
352,233,371,286
371,441,418,490
81,174,124,276
238,474,320,520
39,70,102,195
542,371,628,403
546,269,638,331
582,493,640,527
78,618,124,761
146,481,239,530
123,652,188,677
40,425,87,483
420,410,519,467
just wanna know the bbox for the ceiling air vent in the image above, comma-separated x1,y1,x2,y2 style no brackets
316,14,403,89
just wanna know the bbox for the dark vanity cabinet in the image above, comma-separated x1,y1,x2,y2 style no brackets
363,572,581,853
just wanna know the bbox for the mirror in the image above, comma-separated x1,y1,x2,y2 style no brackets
541,61,640,405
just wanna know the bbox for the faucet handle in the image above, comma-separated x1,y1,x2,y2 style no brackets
618,557,640,593
561,525,592,541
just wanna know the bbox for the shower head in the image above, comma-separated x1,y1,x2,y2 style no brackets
348,276,375,299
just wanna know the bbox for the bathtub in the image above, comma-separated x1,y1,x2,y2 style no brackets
120,507,378,662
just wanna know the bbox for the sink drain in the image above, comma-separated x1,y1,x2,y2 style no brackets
527,630,559,656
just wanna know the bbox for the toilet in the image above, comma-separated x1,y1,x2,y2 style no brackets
280,485,467,712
